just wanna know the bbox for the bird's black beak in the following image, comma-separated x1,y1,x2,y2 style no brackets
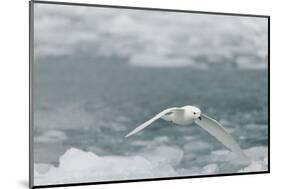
198,116,202,120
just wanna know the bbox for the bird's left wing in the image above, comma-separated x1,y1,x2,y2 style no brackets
125,107,182,138
194,114,248,159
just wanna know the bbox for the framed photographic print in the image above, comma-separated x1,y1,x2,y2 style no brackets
29,0,270,188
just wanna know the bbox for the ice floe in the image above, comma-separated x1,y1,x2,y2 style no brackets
34,145,268,185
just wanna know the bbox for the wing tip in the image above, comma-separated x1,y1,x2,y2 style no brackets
125,132,133,138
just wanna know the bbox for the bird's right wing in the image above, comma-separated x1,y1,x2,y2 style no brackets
125,107,182,138
194,114,248,160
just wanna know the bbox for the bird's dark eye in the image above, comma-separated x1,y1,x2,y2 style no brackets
193,112,196,115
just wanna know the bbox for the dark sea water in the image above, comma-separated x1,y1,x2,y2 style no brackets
33,56,268,184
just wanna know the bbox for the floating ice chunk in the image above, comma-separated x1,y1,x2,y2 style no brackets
131,136,171,148
239,156,268,172
34,130,67,143
244,146,268,161
141,146,184,166
129,54,194,68
174,164,219,176
34,146,268,185
202,164,219,174
34,163,53,175
236,57,267,70
34,148,177,185
184,141,214,153
154,136,170,143
131,140,154,147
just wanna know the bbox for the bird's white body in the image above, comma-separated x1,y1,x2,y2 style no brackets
125,105,248,160
162,105,201,125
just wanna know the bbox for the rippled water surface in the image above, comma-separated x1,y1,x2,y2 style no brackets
33,61,268,184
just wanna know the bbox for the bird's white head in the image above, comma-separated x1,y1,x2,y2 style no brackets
183,105,202,120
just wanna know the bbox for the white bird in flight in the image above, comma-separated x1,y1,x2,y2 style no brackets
125,105,247,159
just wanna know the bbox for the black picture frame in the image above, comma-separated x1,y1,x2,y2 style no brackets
29,1,270,188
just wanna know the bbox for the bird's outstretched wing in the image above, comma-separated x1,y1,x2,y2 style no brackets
125,107,182,138
194,114,248,159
